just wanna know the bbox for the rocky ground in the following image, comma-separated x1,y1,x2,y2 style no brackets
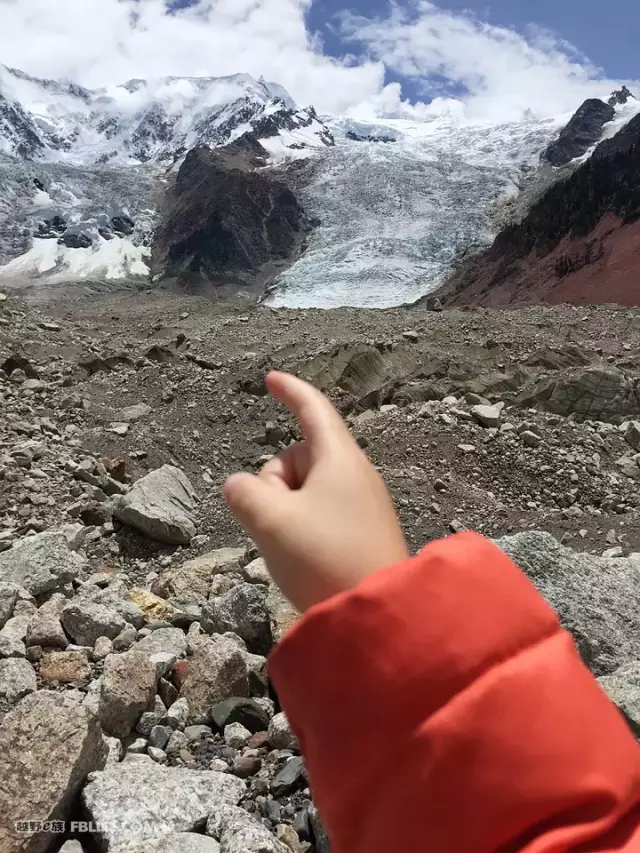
1,285,640,852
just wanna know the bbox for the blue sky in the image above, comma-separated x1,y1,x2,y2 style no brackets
2,0,637,121
307,0,639,101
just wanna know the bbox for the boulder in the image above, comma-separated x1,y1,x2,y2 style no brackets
61,600,126,647
0,691,106,853
598,661,640,737
119,403,153,423
0,532,85,598
179,637,250,724
497,531,640,675
202,583,272,655
99,650,157,737
206,804,286,853
152,548,245,604
243,557,271,585
26,594,68,649
0,658,37,707
82,758,244,850
624,421,640,451
113,466,197,545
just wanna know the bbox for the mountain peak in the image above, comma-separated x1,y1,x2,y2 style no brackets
608,85,635,107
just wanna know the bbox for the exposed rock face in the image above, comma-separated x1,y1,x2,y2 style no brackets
442,106,640,307
0,691,107,853
82,758,244,850
544,98,615,167
113,465,197,545
497,531,640,675
517,367,640,422
153,140,311,290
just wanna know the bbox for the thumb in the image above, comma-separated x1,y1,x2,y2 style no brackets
223,472,285,539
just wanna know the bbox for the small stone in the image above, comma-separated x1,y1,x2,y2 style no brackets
521,430,542,448
224,722,252,749
603,546,624,558
457,444,476,453
112,626,138,651
162,696,189,730
148,746,168,764
184,724,212,742
249,731,270,749
276,824,302,853
242,558,271,585
268,712,299,752
471,404,502,428
231,755,262,778
93,636,113,660
271,756,306,797
149,724,173,750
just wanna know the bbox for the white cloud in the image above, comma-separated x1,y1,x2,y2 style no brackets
0,0,633,120
340,1,636,121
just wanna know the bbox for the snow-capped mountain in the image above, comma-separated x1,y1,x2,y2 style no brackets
0,66,332,163
0,63,638,307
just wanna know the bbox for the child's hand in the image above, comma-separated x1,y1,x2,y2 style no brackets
224,371,409,612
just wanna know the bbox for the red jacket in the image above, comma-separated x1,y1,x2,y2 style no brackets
269,532,640,852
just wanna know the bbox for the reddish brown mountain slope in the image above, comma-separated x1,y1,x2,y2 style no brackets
443,112,640,308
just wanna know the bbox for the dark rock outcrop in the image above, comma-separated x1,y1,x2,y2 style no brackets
153,138,312,290
544,99,615,167
441,108,640,307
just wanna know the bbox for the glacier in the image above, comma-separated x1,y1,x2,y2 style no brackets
268,114,567,308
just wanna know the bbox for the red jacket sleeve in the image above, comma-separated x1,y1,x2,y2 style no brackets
268,532,640,853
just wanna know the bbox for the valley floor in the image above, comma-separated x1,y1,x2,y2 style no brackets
3,284,640,565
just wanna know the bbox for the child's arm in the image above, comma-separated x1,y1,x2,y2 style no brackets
225,372,640,853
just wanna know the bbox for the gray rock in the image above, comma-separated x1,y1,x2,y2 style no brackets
521,430,542,448
224,722,252,749
99,650,157,737
103,735,124,765
309,805,331,853
112,832,220,853
59,842,85,853
0,691,107,853
243,558,271,585
93,636,113,660
162,696,189,730
202,584,272,655
271,756,306,797
61,599,126,647
598,661,640,737
264,586,299,643
0,532,85,597
268,712,299,752
26,593,68,649
149,724,172,750
112,626,137,651
497,531,640,675
0,583,19,630
120,403,153,423
180,637,250,724
135,627,188,659
0,658,37,706
152,548,245,604
147,746,167,764
206,804,286,853
82,758,244,850
471,403,502,428
624,421,640,451
113,465,197,545
184,724,212,742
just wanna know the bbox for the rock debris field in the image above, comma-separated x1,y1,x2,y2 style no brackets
0,287,640,852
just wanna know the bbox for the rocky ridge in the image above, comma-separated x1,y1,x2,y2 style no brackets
1,288,640,851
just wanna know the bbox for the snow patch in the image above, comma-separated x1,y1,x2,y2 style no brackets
0,236,150,281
